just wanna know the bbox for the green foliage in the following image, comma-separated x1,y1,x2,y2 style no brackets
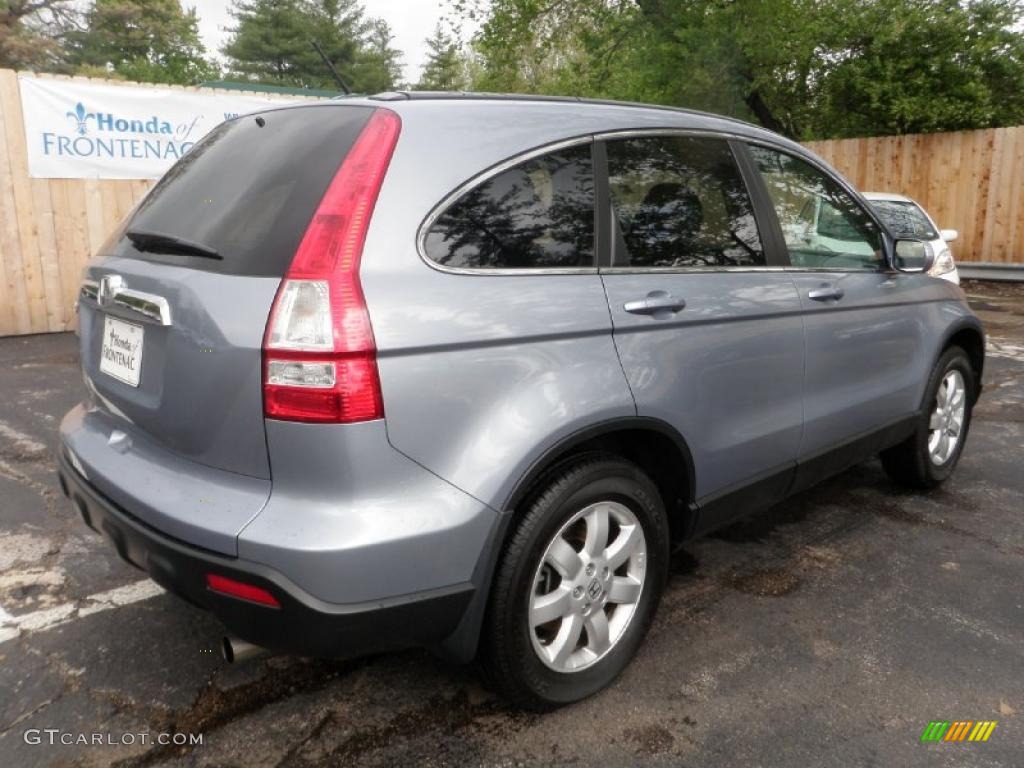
455,0,1024,139
1,0,79,70
221,0,401,92
70,0,218,84
348,18,403,92
416,23,469,90
819,0,1024,136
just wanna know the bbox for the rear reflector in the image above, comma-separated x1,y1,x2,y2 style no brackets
206,573,281,608
263,108,400,423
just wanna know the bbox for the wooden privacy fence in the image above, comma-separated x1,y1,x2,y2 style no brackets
1,68,1022,337
805,127,1024,266
0,69,322,338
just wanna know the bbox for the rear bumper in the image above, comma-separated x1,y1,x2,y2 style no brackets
57,452,474,658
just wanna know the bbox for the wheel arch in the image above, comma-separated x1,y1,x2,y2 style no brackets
436,418,698,664
940,319,985,403
502,417,698,544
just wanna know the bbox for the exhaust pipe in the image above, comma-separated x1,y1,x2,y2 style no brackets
221,635,265,664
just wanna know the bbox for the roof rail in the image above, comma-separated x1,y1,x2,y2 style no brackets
367,91,763,133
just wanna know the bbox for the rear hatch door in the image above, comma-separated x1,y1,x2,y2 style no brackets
75,104,375,549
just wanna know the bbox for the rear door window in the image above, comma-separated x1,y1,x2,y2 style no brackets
423,143,595,269
116,105,375,276
604,136,764,268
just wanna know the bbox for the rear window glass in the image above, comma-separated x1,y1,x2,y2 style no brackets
424,143,595,269
114,105,374,277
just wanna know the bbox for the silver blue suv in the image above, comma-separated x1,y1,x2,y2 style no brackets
58,94,984,709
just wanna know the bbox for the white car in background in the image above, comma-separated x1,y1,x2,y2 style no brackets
863,192,961,284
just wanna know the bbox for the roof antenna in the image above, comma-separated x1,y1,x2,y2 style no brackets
311,40,352,95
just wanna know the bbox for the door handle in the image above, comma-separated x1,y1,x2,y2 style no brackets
807,286,844,302
623,292,686,316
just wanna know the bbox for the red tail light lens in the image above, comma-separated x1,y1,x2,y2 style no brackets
206,573,281,608
263,108,401,423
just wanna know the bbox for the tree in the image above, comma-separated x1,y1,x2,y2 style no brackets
221,0,320,86
416,23,466,90
1,0,79,70
817,0,1024,136
349,18,402,92
468,0,627,95
221,0,401,92
455,0,1024,139
634,0,1024,138
71,0,218,84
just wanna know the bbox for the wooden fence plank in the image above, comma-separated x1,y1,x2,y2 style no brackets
48,179,80,329
30,178,64,331
0,69,32,335
0,68,50,333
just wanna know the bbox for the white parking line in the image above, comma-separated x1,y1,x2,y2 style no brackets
0,579,163,644
987,340,1024,362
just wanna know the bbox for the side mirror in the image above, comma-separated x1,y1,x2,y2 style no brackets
940,229,959,243
892,238,935,273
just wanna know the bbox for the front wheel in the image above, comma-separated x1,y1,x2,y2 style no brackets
881,346,976,488
479,454,669,710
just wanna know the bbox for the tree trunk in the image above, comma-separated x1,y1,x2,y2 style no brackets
745,89,791,137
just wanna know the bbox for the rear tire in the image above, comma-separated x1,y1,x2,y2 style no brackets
479,454,669,710
881,346,975,489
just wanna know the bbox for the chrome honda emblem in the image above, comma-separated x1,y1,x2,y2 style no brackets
97,274,124,306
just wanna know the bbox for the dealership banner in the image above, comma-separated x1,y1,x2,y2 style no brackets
18,75,303,179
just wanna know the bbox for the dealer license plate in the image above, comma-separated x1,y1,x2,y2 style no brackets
99,315,144,387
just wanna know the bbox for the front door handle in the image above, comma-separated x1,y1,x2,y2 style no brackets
624,291,686,316
807,286,845,302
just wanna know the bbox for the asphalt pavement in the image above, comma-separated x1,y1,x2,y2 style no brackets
0,281,1021,767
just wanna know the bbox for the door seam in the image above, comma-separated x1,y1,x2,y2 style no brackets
598,272,639,416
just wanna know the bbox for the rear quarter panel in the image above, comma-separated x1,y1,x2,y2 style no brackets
367,270,634,510
360,103,639,511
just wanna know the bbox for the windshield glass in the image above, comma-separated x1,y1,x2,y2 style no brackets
869,200,939,240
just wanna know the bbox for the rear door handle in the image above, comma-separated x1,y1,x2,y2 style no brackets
623,292,686,316
807,286,844,302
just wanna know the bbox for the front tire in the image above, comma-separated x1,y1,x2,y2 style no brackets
479,454,669,710
881,346,976,488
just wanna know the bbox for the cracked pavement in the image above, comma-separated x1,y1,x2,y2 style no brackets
0,281,1021,767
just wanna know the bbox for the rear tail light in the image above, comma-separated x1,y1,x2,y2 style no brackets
263,108,401,423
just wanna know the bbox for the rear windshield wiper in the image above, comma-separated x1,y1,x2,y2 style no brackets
126,229,222,260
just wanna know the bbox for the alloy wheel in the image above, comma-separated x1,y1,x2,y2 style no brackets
528,501,647,673
928,369,966,465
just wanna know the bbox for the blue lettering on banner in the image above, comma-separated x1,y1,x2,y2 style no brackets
23,77,291,178
42,132,194,161
47,101,200,165
83,106,176,136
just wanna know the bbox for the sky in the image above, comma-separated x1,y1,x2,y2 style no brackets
191,0,453,86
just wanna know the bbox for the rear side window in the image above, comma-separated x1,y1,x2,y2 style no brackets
605,136,764,268
424,143,595,269
118,105,374,277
